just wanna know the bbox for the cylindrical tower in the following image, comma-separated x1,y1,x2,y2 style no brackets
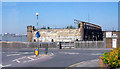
27,26,34,42
79,22,84,41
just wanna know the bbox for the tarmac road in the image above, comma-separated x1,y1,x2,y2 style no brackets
1,48,111,68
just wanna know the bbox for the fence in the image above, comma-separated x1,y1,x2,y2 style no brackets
59,41,105,49
59,42,75,49
75,41,105,48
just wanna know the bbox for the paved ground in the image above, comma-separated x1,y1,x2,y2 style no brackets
76,59,99,67
1,48,111,68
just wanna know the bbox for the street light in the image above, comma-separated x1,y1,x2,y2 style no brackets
35,12,40,56
36,12,39,16
35,12,48,55
36,12,39,29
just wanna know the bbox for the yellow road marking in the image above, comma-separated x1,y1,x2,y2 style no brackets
65,61,88,69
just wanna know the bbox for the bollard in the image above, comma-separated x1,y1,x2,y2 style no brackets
45,45,48,55
59,42,62,49
35,47,39,56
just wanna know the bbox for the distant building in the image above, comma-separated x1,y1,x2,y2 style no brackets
103,31,120,48
4,33,15,36
27,20,103,42
3,33,27,37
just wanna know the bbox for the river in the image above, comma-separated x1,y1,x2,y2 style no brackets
1,36,27,42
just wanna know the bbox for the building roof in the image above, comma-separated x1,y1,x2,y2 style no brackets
74,19,101,29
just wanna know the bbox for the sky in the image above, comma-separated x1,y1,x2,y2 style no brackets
2,2,118,34
2,0,120,2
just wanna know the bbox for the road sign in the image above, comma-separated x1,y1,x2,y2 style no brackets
35,47,39,56
112,39,117,48
35,32,40,38
106,32,112,38
112,34,118,38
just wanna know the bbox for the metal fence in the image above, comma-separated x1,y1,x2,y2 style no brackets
59,42,75,49
59,41,105,49
75,41,105,48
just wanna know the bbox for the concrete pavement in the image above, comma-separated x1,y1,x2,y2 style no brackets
76,59,99,67
67,59,99,67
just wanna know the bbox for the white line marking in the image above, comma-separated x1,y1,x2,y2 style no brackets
4,64,12,67
16,60,21,63
7,54,21,56
20,52,34,54
18,56,26,60
64,52,79,55
12,56,26,62
0,64,11,68
27,57,34,60
49,53,54,56
0,64,3,68
12,59,21,63
90,53,101,55
12,53,54,63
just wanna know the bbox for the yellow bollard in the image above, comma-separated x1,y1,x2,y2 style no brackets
35,47,39,56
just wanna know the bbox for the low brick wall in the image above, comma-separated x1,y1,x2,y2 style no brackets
1,41,106,49
1,41,57,48
28,42,57,48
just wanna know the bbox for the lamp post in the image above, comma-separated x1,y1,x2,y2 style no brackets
35,12,39,56
36,12,39,30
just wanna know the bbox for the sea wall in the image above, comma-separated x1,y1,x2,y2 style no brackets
1,41,57,48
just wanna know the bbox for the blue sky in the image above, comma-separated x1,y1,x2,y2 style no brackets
2,2,118,34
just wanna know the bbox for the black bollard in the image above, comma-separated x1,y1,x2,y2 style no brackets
45,45,48,55
59,42,62,49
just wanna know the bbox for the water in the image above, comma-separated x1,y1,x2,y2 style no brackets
1,36,27,42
